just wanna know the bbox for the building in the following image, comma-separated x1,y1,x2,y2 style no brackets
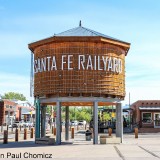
0,99,17,126
0,99,35,126
14,100,35,122
131,100,160,132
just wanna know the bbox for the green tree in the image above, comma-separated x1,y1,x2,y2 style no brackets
83,112,92,123
2,92,26,101
69,108,75,121
68,107,92,122
103,112,111,121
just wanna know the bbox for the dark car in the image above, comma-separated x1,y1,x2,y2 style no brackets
12,123,18,128
78,122,83,125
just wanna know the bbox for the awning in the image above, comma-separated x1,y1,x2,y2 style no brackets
139,106,160,110
123,108,133,112
22,111,35,115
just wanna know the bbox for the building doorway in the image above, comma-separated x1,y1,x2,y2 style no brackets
154,113,160,128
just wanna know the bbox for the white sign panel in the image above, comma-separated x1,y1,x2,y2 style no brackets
34,54,122,74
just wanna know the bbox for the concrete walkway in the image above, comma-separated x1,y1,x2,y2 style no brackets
0,131,160,160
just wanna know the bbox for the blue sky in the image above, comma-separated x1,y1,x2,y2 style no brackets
0,0,160,105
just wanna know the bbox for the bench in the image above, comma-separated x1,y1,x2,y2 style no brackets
100,135,121,144
35,136,55,145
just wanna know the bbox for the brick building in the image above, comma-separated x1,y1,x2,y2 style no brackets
0,99,35,126
0,99,17,126
131,100,160,132
14,100,35,122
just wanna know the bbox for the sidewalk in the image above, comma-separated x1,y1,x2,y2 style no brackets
0,130,160,160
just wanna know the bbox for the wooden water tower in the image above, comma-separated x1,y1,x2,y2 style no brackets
28,22,130,144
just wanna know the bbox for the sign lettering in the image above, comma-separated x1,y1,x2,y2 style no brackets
34,54,122,74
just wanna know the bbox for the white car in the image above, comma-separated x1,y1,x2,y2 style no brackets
19,121,26,127
24,121,34,127
71,121,78,126
19,121,33,127
78,120,87,125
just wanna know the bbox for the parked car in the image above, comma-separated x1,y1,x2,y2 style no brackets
71,121,78,126
78,120,87,125
19,121,26,127
8,123,19,128
61,121,65,126
8,121,20,128
78,121,83,125
18,121,33,128
23,121,34,127
12,123,19,128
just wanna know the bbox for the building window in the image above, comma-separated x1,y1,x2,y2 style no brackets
142,112,152,124
6,105,9,108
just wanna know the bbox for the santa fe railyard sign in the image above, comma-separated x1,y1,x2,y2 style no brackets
34,54,122,74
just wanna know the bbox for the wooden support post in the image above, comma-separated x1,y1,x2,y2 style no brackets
52,126,54,134
54,128,56,136
30,127,34,138
85,124,87,130
91,128,93,139
135,128,138,138
15,128,19,142
24,128,27,140
77,125,79,131
11,126,14,133
71,127,74,139
1,125,3,132
108,128,112,136
3,130,8,144
20,125,21,131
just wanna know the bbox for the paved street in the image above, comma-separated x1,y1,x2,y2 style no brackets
0,130,160,160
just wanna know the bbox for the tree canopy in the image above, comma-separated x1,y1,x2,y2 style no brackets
64,107,92,122
46,106,113,124
2,92,26,101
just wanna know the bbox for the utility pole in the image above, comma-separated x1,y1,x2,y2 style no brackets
129,92,132,130
129,92,130,107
